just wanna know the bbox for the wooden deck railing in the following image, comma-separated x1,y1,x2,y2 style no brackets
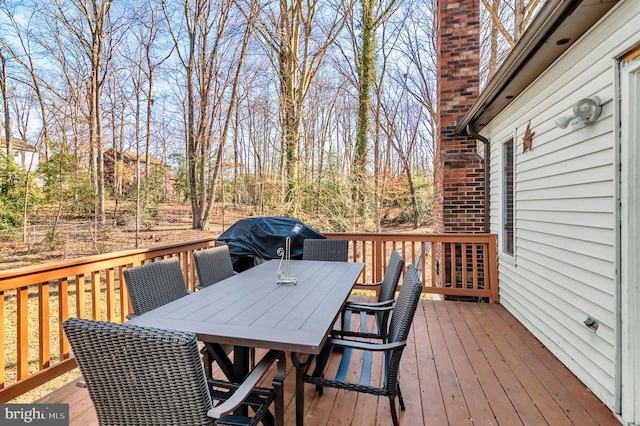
0,232,497,402
325,232,498,302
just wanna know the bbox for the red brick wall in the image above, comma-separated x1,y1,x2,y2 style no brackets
434,0,484,234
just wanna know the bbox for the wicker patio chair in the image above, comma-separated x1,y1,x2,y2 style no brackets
193,245,236,289
296,264,422,426
338,250,405,342
63,318,286,426
302,239,349,262
123,257,189,319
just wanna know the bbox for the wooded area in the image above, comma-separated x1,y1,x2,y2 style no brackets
0,0,542,238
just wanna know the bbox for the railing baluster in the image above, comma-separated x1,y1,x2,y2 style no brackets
118,267,128,323
58,278,69,360
472,244,479,289
430,243,436,288
91,271,100,320
361,241,368,283
106,268,116,322
374,237,383,283
17,286,28,380
462,243,468,289
75,274,85,319
39,282,50,369
450,243,456,288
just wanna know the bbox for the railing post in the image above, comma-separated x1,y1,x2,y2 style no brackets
488,234,499,303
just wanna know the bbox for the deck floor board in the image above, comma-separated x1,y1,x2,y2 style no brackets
37,299,620,425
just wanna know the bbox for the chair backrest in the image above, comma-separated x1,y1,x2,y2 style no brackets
123,257,189,316
63,317,213,425
385,265,422,390
302,239,349,262
193,245,235,288
388,264,422,344
377,250,405,303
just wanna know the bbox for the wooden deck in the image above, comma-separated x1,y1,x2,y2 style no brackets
38,299,620,425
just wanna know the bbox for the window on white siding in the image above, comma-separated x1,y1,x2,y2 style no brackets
503,138,514,255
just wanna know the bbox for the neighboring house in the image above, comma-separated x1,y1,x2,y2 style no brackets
103,148,175,197
0,137,39,170
456,0,637,423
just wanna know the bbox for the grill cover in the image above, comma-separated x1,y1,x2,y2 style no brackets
215,216,325,271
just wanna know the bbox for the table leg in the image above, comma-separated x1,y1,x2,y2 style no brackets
291,353,313,426
233,346,250,380
230,347,277,426
296,362,304,426
233,346,250,417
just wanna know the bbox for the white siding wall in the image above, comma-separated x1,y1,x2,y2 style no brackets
480,1,640,411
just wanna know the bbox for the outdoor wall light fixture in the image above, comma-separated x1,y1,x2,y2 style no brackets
555,96,602,130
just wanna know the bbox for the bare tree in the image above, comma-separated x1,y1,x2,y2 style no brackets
255,0,355,210
0,3,52,160
163,0,256,229
47,0,120,221
351,0,399,229
481,0,544,81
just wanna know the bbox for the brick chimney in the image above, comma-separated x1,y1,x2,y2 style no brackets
434,0,484,234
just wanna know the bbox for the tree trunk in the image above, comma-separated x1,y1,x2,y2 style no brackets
353,0,375,225
514,0,525,41
489,0,500,79
0,49,13,160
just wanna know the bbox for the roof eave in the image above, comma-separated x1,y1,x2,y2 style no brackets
455,0,619,136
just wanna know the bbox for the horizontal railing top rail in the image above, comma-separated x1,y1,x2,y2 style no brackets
0,237,216,286
0,232,497,403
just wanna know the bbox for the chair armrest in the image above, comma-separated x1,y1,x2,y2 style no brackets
345,299,394,310
344,302,395,316
207,350,285,419
326,337,406,352
357,280,383,288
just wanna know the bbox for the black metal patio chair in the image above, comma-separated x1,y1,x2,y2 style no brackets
63,317,285,426
123,257,190,319
302,239,349,262
295,264,423,426
338,250,405,342
193,245,236,289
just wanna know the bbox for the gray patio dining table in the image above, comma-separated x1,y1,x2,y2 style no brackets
127,258,364,426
